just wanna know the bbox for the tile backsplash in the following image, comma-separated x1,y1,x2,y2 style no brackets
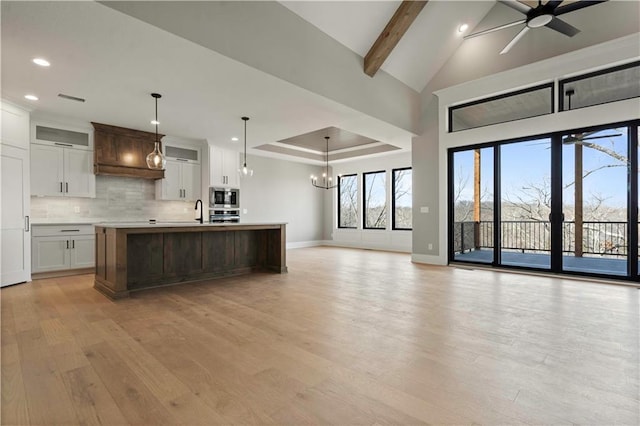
30,175,201,223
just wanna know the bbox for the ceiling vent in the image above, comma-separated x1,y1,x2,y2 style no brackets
58,93,85,102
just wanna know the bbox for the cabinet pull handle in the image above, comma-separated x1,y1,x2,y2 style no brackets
60,182,63,193
65,182,69,193
54,142,73,147
72,240,75,249
176,158,188,162
25,216,30,232
61,229,80,232
66,240,69,249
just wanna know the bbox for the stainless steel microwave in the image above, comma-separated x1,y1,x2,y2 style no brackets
209,187,239,209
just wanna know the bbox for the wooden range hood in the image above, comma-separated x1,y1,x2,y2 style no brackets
92,122,165,180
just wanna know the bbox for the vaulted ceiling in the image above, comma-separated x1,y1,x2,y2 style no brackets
2,1,637,164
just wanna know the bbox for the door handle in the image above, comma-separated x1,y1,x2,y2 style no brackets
65,182,69,193
25,216,30,232
60,182,64,193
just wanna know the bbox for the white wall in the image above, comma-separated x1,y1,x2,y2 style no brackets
328,152,413,252
239,154,325,246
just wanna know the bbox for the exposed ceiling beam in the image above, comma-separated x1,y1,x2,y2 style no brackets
363,0,428,77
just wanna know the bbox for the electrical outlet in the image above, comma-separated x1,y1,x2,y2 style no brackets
428,243,433,250
74,206,80,213
243,208,248,214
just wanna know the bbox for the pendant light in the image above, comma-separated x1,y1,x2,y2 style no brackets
239,116,253,177
310,136,338,189
146,93,166,170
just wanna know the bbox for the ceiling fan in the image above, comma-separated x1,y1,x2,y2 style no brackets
562,131,622,145
464,0,607,54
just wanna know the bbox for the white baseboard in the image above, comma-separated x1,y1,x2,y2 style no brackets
411,253,447,265
286,240,328,249
323,240,411,253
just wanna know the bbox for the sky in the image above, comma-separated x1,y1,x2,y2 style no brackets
455,127,633,209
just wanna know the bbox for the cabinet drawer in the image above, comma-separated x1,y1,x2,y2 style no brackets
32,224,94,237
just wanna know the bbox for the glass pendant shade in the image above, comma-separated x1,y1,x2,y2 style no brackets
147,92,166,170
146,141,166,169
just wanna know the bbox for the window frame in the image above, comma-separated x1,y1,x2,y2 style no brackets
337,174,358,229
558,60,640,112
362,170,387,230
392,167,412,230
448,82,554,133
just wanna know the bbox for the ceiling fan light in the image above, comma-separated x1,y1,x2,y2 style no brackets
528,14,553,28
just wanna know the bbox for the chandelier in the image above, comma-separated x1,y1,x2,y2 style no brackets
310,136,338,189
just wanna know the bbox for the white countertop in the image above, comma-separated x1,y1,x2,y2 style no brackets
96,221,286,229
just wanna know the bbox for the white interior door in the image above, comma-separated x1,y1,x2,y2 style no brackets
1,145,30,286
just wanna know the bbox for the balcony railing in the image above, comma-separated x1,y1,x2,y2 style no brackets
453,220,630,258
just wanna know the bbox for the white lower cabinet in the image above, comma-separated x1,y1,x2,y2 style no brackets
31,225,94,273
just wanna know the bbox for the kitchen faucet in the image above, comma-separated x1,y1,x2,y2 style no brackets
194,199,203,224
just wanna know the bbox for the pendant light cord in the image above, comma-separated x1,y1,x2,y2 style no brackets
325,136,330,181
242,116,249,167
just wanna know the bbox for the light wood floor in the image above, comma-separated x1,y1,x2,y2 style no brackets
2,247,638,425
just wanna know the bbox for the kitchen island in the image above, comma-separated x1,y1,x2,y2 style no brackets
94,222,287,299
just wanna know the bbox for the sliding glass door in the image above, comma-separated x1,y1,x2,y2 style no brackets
449,121,640,282
561,126,629,276
451,148,494,263
500,138,552,269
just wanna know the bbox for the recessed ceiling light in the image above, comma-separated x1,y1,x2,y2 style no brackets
231,137,239,142
24,94,39,101
458,23,469,33
32,58,50,67
151,120,159,125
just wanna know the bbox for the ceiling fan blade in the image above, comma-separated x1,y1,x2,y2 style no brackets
554,0,608,16
545,16,580,37
464,19,526,39
563,133,622,143
500,26,529,54
498,0,532,15
546,0,564,9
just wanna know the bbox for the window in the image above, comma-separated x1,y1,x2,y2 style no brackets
363,171,386,229
449,83,554,132
559,61,640,111
392,167,412,230
338,174,358,228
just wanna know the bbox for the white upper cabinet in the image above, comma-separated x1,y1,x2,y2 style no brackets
64,148,95,197
1,102,30,150
30,121,95,198
30,144,64,196
31,144,95,198
31,122,92,150
156,143,202,201
209,146,239,188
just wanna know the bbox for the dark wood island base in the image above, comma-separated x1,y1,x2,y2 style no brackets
94,223,287,299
